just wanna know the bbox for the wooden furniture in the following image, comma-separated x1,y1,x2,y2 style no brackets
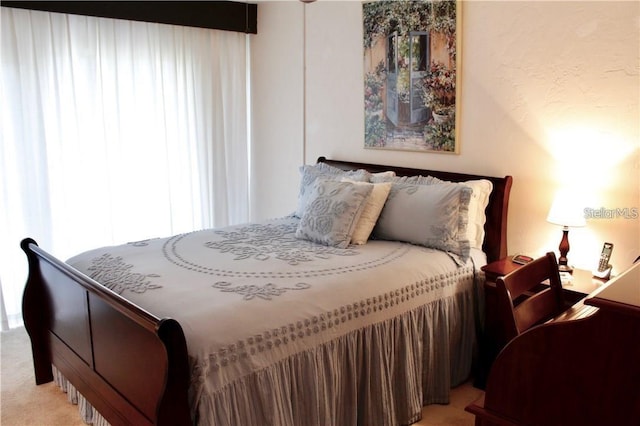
557,267,608,303
494,252,565,346
483,257,604,302
466,261,640,425
476,255,605,388
21,157,512,425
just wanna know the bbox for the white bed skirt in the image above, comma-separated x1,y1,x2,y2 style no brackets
52,288,477,426
52,364,111,426
195,288,477,426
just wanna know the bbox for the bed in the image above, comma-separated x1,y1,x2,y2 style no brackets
21,157,512,426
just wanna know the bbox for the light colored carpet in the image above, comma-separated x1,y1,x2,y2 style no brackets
1,327,481,425
1,327,84,426
415,382,481,426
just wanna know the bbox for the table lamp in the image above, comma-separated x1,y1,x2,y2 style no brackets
546,190,586,273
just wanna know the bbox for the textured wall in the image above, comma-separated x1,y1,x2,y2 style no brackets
252,1,639,273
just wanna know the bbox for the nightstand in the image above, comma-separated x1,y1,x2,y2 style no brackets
474,256,606,389
557,267,606,305
483,256,605,307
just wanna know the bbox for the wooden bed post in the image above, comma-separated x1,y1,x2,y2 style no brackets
21,238,54,385
21,237,193,425
156,318,191,426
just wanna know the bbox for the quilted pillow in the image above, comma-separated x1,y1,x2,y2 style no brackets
372,174,442,185
295,179,373,248
294,164,371,218
373,174,492,250
373,182,473,261
342,179,392,245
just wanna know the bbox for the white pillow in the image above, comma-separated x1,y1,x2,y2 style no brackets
374,174,493,250
462,180,493,249
342,179,392,244
374,182,473,262
369,171,396,183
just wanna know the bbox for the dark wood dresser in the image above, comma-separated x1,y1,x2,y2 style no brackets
467,261,640,425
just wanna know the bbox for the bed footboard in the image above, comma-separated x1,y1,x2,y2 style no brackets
21,238,191,426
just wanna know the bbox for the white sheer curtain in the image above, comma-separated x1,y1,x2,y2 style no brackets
0,8,249,330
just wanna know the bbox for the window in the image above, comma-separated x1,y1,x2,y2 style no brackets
0,7,250,329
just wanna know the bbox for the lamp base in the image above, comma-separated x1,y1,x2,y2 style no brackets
558,263,574,274
557,227,573,274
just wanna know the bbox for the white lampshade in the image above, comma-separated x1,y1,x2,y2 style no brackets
546,189,587,228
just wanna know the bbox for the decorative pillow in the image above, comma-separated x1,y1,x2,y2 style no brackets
403,175,442,185
374,182,472,261
295,164,371,218
372,174,441,185
462,179,493,249
295,179,373,248
371,174,493,250
369,171,396,183
342,179,392,245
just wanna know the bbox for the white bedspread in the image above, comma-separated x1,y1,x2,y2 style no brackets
67,217,485,425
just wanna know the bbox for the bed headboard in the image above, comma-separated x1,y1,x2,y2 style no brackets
317,157,513,264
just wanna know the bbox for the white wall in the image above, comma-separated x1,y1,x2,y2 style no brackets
252,0,639,274
250,1,305,219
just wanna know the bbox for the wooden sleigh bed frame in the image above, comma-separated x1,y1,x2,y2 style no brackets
22,157,512,426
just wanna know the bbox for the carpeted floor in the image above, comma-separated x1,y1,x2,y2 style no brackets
1,327,481,425
1,327,84,425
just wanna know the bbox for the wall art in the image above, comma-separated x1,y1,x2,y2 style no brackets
363,0,459,153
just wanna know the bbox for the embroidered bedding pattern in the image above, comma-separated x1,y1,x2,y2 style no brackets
203,222,360,266
211,281,311,301
67,217,480,424
193,264,474,378
87,253,161,294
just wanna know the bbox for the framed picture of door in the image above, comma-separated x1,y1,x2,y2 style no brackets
363,0,460,153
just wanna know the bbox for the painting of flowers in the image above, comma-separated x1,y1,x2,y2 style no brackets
363,0,459,153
